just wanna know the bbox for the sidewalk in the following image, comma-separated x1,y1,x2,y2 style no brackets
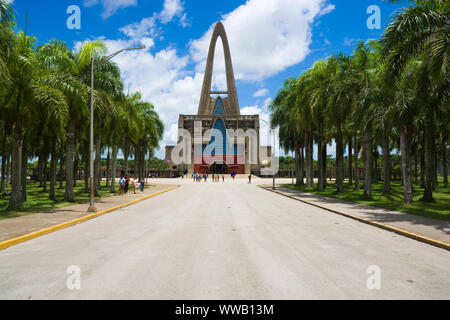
0,184,177,242
261,185,450,247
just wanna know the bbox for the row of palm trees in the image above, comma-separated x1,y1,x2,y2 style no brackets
270,0,449,204
0,1,164,209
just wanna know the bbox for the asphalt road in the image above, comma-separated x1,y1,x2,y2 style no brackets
1,178,449,299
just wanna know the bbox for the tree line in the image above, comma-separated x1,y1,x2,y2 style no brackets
269,0,449,204
0,1,164,209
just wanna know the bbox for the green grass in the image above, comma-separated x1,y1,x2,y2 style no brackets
0,181,120,220
282,179,450,222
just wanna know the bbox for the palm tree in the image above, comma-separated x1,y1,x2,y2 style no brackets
382,0,449,201
327,55,354,193
270,78,304,186
39,40,123,201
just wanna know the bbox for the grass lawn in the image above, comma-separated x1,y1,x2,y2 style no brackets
0,181,120,220
283,179,450,222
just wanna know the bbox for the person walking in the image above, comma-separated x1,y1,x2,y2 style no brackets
248,174,252,184
132,177,138,194
140,178,145,192
124,176,130,194
119,176,125,195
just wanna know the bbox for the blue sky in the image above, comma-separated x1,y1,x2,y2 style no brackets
9,0,405,158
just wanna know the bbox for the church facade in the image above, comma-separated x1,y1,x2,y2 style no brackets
166,22,268,175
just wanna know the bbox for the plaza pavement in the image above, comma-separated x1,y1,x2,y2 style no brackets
0,183,174,242
0,176,449,299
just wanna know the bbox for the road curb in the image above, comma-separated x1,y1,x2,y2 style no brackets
259,185,450,251
0,185,180,251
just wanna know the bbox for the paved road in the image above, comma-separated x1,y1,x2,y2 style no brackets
1,178,449,299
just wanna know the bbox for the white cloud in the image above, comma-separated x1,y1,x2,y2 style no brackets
159,0,186,25
120,16,158,39
84,0,138,19
253,88,269,97
241,98,273,146
190,0,335,81
343,37,360,46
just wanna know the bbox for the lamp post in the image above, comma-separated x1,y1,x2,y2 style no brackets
87,46,146,213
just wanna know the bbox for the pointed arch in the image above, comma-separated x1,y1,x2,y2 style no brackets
198,22,240,116
213,97,225,115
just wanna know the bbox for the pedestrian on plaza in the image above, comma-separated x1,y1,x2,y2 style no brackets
119,176,125,195
133,177,138,194
124,176,130,193
140,178,145,192
248,174,252,184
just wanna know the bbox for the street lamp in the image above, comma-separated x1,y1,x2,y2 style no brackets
261,119,277,190
87,45,146,213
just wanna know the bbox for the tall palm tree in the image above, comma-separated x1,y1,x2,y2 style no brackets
270,78,304,186
39,40,123,201
383,0,449,201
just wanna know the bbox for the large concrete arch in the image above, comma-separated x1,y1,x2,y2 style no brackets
198,22,240,116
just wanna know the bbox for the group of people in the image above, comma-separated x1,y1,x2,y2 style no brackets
182,172,253,184
191,172,226,182
119,176,145,195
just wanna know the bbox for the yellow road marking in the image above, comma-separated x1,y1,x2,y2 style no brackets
259,185,450,251
0,185,180,251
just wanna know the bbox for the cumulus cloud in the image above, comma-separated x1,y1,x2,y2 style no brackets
159,0,187,26
190,0,335,81
241,98,273,146
253,88,269,98
84,0,138,19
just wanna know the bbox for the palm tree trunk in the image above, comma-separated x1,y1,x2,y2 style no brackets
295,144,303,186
354,134,360,191
423,109,434,201
106,147,110,187
110,141,118,193
432,131,437,190
140,145,146,179
37,153,43,186
42,152,48,193
382,127,391,193
373,149,379,183
414,151,418,185
94,133,101,197
9,121,23,209
318,118,324,191
305,132,312,187
73,154,79,187
21,147,27,202
400,126,413,204
348,135,353,186
443,129,448,188
59,147,64,189
49,143,57,201
1,126,7,194
336,120,344,193
363,130,372,198
123,141,129,177
64,120,75,202
83,141,89,193
322,143,327,187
